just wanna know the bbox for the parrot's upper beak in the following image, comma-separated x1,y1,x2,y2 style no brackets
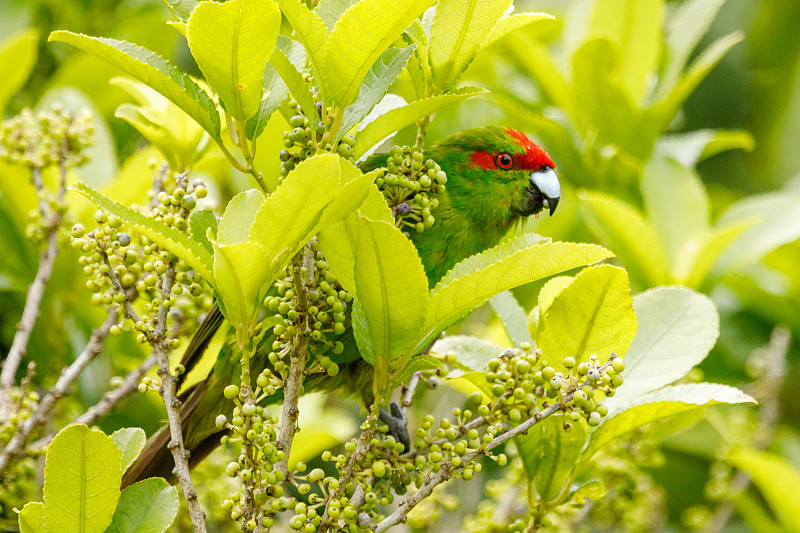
530,166,561,216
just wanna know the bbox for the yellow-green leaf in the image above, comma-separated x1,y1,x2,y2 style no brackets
18,502,45,533
684,220,754,288
188,0,281,122
323,0,435,106
481,12,554,51
419,242,614,352
429,0,512,92
728,448,800,533
111,427,146,474
217,189,265,245
537,276,573,316
48,31,221,140
106,478,179,533
578,190,669,290
44,425,122,533
537,265,636,373
0,29,39,114
212,240,271,330
275,0,329,89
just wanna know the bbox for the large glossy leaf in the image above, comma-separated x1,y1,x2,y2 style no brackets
578,190,669,290
111,427,146,473
43,425,122,533
314,0,360,30
641,156,709,270
587,383,755,457
269,44,316,126
49,32,221,140
106,478,179,533
188,0,280,122
417,242,614,352
518,416,588,504
0,29,38,114
18,502,45,533
274,0,328,87
490,291,533,347
353,87,484,158
429,0,512,92
537,265,637,373
604,286,719,410
323,0,435,106
317,185,393,296
337,45,415,140
217,189,265,245
212,240,272,330
189,209,218,255
655,129,754,169
658,0,728,98
481,13,553,51
71,182,213,280
728,448,800,533
587,0,663,102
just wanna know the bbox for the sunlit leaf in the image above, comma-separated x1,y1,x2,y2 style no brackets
481,13,554,50
217,189,265,245
18,502,45,533
490,291,533,347
111,427,146,473
106,478,179,533
275,0,329,90
655,129,754,169
0,29,39,114
434,335,504,377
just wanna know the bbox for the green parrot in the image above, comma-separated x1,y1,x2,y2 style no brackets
122,126,560,487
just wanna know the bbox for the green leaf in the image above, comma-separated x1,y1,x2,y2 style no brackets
269,45,317,127
604,286,719,410
187,0,280,122
537,276,573,316
490,291,533,347
650,32,742,130
684,220,754,288
48,31,221,140
323,0,435,106
317,185,393,297
537,265,637,372
212,241,271,331
275,0,329,90
111,427,146,473
351,217,429,395
587,0,663,102
246,36,306,139
71,182,213,281
0,29,39,114
18,502,45,533
658,0,728,98
517,415,587,504
656,129,754,169
189,210,218,255
337,45,415,141
314,0,360,30
481,13,554,51
578,190,669,290
217,189,265,245
352,300,375,365
434,335,504,378
353,87,485,159
418,242,614,352
641,156,709,271
587,383,755,456
728,448,800,533
391,354,445,389
714,191,800,274
44,425,122,533
106,478,179,533
429,0,512,92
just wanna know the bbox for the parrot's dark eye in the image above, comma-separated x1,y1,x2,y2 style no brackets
496,153,514,169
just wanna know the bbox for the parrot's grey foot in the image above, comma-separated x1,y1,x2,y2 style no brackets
379,402,410,452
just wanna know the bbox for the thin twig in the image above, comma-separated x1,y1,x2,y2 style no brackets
153,263,207,531
374,356,618,532
30,351,158,451
0,309,117,474
0,164,66,421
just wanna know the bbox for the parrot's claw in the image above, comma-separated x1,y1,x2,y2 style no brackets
379,402,410,452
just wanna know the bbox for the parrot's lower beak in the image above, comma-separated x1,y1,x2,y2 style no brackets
525,166,561,216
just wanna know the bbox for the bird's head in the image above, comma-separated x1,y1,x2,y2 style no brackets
430,126,561,226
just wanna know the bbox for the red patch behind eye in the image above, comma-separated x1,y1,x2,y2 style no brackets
470,151,496,169
503,128,555,171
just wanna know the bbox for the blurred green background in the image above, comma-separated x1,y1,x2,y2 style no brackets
2,0,800,531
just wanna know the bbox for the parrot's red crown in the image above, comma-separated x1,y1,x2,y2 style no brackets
468,128,554,171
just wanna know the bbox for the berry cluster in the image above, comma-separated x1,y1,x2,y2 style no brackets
265,243,351,377
279,98,357,182
70,175,213,343
0,105,93,169
483,344,625,429
375,146,447,234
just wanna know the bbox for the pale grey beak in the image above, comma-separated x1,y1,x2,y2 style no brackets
530,167,561,216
